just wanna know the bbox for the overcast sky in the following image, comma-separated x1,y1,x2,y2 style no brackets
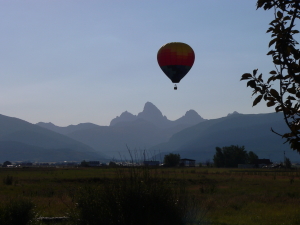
0,0,279,126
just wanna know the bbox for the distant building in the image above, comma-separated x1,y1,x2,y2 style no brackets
179,158,196,167
254,159,272,168
88,161,100,167
238,159,272,168
238,164,255,169
143,161,159,166
19,162,33,167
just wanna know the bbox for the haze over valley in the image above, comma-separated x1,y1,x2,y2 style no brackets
0,102,296,163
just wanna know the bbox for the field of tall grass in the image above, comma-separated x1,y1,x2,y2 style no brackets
0,166,300,224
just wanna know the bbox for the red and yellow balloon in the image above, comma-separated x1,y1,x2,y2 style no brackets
157,42,195,89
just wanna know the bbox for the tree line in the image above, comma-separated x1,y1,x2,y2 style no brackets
213,145,259,168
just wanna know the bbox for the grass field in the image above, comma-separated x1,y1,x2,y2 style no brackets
1,166,300,225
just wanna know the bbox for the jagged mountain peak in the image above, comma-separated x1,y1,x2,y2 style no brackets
110,110,136,126
185,110,200,117
138,102,163,118
36,122,57,128
174,109,205,125
120,111,134,117
110,102,204,128
227,111,240,117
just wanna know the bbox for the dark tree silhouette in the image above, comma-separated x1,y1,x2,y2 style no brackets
285,157,292,168
2,161,12,168
213,145,251,168
163,153,180,167
248,151,259,164
241,0,300,152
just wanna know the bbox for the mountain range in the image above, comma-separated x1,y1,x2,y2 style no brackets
149,112,298,162
110,102,206,128
0,114,106,162
1,102,299,163
37,102,206,159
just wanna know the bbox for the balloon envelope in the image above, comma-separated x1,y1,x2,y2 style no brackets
157,42,195,83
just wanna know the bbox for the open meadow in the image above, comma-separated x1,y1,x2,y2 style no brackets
1,166,300,225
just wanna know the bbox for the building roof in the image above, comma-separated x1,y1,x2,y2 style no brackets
180,158,195,161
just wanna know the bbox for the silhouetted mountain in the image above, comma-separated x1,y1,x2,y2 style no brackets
0,114,106,162
110,102,205,128
0,141,101,162
65,118,192,159
109,111,136,125
227,111,240,116
35,102,205,159
174,110,204,126
149,112,300,162
33,102,299,163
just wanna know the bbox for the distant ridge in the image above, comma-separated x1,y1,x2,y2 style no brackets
36,102,206,159
149,112,298,162
227,111,240,117
36,122,100,135
0,114,107,162
34,103,298,163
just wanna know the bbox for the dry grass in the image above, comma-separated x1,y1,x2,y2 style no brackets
0,167,300,224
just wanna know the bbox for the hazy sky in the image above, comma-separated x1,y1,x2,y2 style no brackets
1,0,278,126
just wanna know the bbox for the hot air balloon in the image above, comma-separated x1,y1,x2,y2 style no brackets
157,42,195,90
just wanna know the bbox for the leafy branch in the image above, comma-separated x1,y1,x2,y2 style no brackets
241,0,300,151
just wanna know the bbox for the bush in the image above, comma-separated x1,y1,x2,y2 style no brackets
0,199,37,225
164,153,180,167
3,175,13,185
69,167,205,225
285,157,292,169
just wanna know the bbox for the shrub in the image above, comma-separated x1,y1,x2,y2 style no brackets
69,167,205,225
0,199,37,225
164,153,180,167
285,157,292,169
3,175,13,185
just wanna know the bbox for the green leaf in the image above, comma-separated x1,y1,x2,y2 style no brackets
256,0,264,9
270,89,279,97
266,27,274,33
253,95,263,107
282,133,292,138
287,87,296,94
267,76,276,83
269,70,277,74
267,101,276,107
267,50,275,55
240,73,252,81
266,96,275,101
269,38,277,48
273,60,282,65
253,69,258,76
247,80,256,88
275,105,282,112
277,11,283,19
287,96,296,100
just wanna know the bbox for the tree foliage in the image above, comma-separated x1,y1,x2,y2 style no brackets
2,161,12,168
163,153,180,167
285,156,292,168
248,151,259,164
80,160,89,167
241,0,300,152
213,145,258,168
